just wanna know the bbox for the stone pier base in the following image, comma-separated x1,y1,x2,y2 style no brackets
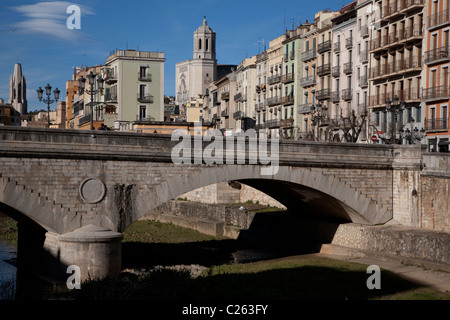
44,224,123,282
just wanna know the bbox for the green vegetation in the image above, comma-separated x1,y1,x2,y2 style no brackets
75,220,450,300
2,215,449,300
0,214,18,243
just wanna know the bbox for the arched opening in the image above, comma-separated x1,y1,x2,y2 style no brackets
0,203,67,299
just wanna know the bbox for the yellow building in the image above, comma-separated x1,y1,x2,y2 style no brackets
0,99,21,126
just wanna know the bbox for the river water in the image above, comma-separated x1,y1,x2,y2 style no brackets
0,239,17,300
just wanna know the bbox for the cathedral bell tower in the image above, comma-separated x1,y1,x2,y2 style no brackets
193,16,216,61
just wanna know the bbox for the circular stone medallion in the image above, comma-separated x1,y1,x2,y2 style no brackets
79,178,106,203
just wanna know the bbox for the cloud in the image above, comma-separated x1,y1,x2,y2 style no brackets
11,1,94,40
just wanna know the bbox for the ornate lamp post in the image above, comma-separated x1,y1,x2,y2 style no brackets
399,118,425,145
78,71,104,130
309,102,327,141
385,95,405,144
36,84,60,128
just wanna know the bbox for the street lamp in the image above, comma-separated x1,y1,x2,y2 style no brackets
399,118,425,145
385,95,405,144
37,84,60,128
78,71,104,130
309,102,327,141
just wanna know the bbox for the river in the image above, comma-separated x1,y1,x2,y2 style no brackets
0,239,17,300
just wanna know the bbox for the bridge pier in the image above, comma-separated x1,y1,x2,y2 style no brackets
16,222,123,283
44,225,123,282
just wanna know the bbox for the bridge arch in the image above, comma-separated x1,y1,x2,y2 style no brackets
132,164,392,231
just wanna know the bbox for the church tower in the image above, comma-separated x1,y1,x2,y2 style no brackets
176,17,217,108
193,17,216,61
9,63,28,115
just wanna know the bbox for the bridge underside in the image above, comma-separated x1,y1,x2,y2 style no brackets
237,179,354,223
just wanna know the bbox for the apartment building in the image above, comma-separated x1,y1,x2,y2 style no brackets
316,10,340,141
330,2,361,142
299,22,319,140
210,70,237,132
281,25,312,139
354,0,373,141
255,51,268,131
264,34,287,138
368,0,425,144
234,56,257,132
423,0,450,151
66,65,103,130
103,49,165,124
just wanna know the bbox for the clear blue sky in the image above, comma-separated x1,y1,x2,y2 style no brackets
0,0,342,112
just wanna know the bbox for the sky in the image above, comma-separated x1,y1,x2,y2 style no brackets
0,0,343,112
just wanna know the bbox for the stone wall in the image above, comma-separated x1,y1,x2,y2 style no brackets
330,223,450,265
179,181,286,208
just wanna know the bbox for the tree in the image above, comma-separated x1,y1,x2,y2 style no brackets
328,109,367,143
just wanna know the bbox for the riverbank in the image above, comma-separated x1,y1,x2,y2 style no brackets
2,214,450,300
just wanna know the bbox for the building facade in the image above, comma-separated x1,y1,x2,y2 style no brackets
234,56,257,132
423,0,450,151
368,0,425,145
103,49,165,124
176,18,217,108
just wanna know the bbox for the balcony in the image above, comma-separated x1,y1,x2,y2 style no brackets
290,50,295,60
234,92,246,102
138,73,152,82
318,40,332,54
425,118,448,132
400,0,424,14
221,109,229,118
256,119,281,129
298,103,314,114
282,73,295,83
221,92,230,101
427,10,450,31
137,94,154,103
318,116,330,127
341,89,352,101
256,84,266,93
316,88,331,100
395,88,421,102
284,53,289,62
281,95,294,105
300,76,316,87
361,25,369,38
381,1,404,21
317,63,331,76
424,47,450,65
331,91,340,102
334,42,341,53
301,49,317,62
104,72,117,84
359,75,368,87
105,93,117,102
280,118,294,128
267,74,282,85
266,96,281,106
422,85,450,102
400,27,423,43
343,62,353,74
345,38,353,49
332,66,340,78
360,50,368,64
233,110,244,120
369,93,390,107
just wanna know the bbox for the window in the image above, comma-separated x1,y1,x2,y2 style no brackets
140,106,146,121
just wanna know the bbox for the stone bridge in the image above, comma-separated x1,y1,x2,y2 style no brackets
0,127,447,281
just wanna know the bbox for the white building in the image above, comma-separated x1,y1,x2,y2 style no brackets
176,18,217,108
